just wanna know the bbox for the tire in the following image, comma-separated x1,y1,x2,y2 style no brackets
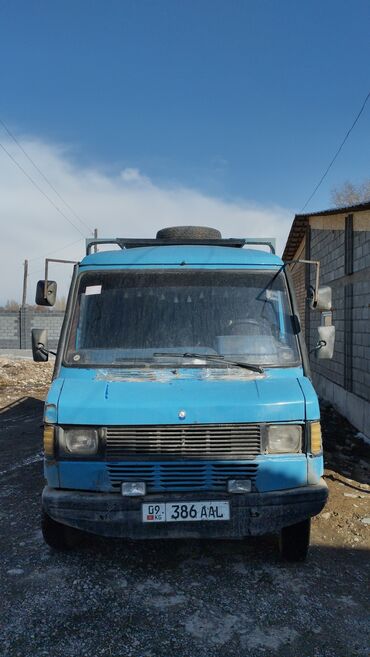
279,518,311,562
41,510,82,551
156,226,222,240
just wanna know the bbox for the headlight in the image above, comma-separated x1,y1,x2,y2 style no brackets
265,425,302,453
61,428,99,455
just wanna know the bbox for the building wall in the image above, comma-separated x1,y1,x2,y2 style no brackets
0,310,65,349
0,312,20,348
304,210,370,436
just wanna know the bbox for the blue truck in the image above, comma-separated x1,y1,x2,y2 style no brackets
32,226,335,561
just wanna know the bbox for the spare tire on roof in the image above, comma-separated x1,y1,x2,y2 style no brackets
156,226,222,240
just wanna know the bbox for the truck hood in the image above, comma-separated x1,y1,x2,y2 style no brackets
54,369,309,425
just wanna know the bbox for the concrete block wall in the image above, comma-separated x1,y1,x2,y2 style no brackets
31,312,65,347
0,312,20,348
353,229,370,272
0,310,65,349
308,226,345,385
305,211,369,435
310,226,345,283
309,282,345,384
351,279,370,400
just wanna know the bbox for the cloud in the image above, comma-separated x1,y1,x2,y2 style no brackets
0,136,293,304
120,167,152,186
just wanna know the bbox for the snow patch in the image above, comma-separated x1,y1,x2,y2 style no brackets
0,452,43,476
356,431,370,445
245,626,299,650
185,611,242,645
7,568,24,575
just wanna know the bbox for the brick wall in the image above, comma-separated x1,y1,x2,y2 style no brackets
0,309,65,349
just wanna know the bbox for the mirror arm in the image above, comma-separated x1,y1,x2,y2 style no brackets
37,342,57,357
44,258,78,300
309,339,326,355
283,259,320,305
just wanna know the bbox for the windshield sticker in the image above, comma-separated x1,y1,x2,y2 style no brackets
85,285,102,296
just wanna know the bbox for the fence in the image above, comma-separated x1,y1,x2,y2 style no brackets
0,309,65,350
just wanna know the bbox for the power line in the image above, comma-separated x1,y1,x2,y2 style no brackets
0,118,94,234
300,89,370,212
0,139,85,236
28,237,85,263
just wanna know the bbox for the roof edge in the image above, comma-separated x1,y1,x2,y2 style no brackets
282,200,370,261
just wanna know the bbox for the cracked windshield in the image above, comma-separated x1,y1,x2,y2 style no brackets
66,269,300,367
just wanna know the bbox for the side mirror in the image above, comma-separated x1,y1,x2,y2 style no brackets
31,328,49,362
35,280,57,307
310,286,332,311
315,326,335,360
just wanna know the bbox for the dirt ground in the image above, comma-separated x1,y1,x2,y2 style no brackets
0,357,369,657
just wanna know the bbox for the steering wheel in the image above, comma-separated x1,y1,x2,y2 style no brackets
228,318,272,336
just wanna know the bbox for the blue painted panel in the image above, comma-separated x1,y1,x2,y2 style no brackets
56,455,307,493
56,374,306,425
255,455,307,491
81,245,283,268
80,263,280,273
44,461,59,487
45,378,65,423
307,455,324,484
44,404,57,424
58,461,112,492
107,461,259,493
297,377,320,420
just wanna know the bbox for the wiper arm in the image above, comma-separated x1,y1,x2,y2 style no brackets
184,353,264,374
153,352,264,374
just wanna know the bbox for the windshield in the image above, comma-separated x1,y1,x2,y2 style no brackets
65,269,301,368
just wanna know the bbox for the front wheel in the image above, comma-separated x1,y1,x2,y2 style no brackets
41,510,82,550
279,518,311,562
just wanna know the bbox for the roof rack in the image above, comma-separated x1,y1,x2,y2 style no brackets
85,237,276,255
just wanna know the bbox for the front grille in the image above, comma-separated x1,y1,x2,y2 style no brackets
106,423,261,460
107,461,259,493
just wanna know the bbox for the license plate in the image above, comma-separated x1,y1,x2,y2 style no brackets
142,501,230,523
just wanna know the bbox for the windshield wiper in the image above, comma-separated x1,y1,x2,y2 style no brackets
153,352,264,374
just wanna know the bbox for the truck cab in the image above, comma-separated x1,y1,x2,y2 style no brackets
33,226,332,561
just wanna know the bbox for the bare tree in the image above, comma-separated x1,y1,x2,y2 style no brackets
331,179,370,207
2,299,20,311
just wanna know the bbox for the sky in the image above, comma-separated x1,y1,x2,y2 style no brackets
0,0,369,304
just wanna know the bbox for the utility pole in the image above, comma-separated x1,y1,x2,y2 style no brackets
22,259,28,308
93,228,98,253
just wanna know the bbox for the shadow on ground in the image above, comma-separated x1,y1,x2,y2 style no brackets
320,400,370,487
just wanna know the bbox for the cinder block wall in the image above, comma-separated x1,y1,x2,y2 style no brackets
306,211,370,435
308,220,346,385
0,310,65,349
30,312,65,348
0,312,20,348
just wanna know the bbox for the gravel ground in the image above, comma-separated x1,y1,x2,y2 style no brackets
0,359,369,657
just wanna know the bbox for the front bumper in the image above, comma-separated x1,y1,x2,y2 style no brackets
42,480,328,539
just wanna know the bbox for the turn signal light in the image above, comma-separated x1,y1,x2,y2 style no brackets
43,425,55,459
310,422,322,455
